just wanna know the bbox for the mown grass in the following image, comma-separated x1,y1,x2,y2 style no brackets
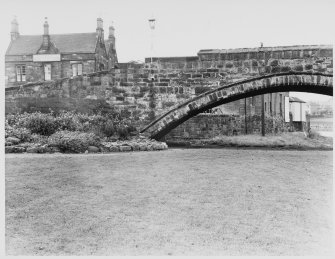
5,149,333,255
182,132,333,150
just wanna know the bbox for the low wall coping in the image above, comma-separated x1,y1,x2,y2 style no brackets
198,44,332,55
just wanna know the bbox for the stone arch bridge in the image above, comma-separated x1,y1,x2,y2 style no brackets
140,72,333,140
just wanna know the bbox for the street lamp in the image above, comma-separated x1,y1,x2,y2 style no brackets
148,18,156,69
148,18,156,29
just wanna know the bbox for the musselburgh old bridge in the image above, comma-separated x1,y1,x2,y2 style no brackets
5,45,333,139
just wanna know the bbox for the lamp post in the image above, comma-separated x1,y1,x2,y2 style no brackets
148,17,156,72
148,17,156,122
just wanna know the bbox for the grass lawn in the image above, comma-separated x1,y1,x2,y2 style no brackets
175,132,333,149
5,149,333,255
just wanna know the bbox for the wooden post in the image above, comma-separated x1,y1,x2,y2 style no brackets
245,98,247,134
259,43,265,136
261,94,265,136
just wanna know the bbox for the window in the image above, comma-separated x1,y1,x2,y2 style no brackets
265,102,267,112
72,63,83,77
44,64,51,81
16,65,26,82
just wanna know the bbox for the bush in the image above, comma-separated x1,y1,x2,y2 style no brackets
5,108,136,140
22,112,57,136
5,122,32,142
6,114,20,126
54,111,78,131
30,134,49,144
48,131,100,153
126,124,137,134
100,120,116,137
117,126,129,139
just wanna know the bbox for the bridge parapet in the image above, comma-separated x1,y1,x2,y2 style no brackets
197,45,332,61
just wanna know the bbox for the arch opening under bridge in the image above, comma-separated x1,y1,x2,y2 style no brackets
140,72,333,140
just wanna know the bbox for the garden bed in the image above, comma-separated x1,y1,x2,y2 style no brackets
5,111,168,154
5,138,168,154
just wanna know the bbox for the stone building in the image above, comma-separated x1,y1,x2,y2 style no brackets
5,17,118,88
289,97,309,131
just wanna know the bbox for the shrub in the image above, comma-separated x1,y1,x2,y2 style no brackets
6,114,20,126
48,131,100,153
117,126,129,139
5,108,134,140
100,120,116,137
5,124,32,142
127,124,137,134
23,112,57,136
54,111,78,131
6,113,32,128
30,134,49,144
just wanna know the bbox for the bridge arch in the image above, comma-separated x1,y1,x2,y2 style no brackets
140,72,333,140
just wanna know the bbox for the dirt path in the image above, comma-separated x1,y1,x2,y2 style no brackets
5,149,333,255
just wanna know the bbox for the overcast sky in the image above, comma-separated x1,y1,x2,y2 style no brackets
0,0,334,102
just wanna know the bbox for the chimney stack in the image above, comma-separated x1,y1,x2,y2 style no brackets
42,17,50,49
108,23,115,50
10,16,19,41
44,17,49,35
96,17,104,38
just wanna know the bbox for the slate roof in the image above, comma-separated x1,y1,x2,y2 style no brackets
6,33,98,55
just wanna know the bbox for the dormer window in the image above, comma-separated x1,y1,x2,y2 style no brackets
16,65,26,82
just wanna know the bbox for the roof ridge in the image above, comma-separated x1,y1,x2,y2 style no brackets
51,32,97,36
6,32,98,55
17,32,97,37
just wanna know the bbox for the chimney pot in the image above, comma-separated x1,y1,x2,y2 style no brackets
97,17,103,30
42,17,50,49
109,25,115,38
44,17,49,35
10,16,19,41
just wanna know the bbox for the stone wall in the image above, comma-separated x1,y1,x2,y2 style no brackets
5,45,333,134
165,114,241,139
165,113,290,140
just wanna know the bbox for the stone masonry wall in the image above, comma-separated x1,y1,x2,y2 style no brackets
165,112,291,140
5,45,333,132
165,114,241,139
